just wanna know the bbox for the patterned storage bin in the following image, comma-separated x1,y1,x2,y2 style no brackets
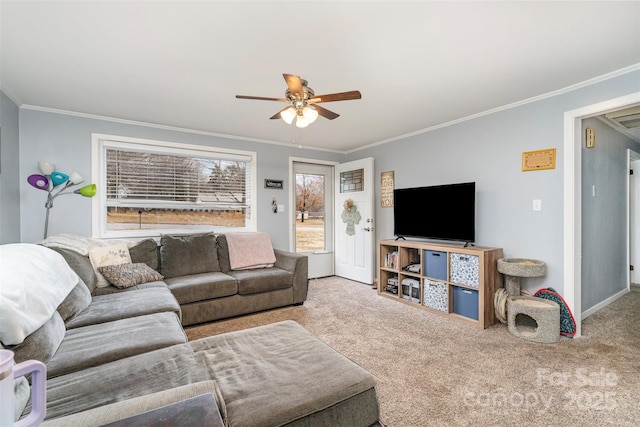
423,280,448,313
450,253,479,288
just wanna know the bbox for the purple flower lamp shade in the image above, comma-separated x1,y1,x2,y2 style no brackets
27,174,49,190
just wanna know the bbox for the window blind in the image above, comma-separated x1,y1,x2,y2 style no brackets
105,148,251,210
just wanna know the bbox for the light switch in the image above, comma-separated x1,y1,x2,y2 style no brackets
533,199,542,211
277,204,285,213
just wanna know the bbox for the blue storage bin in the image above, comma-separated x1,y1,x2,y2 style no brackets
452,286,479,320
424,250,447,280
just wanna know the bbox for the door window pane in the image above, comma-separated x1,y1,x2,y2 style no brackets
295,173,325,252
340,169,364,193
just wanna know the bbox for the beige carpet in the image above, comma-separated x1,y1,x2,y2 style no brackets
186,278,640,427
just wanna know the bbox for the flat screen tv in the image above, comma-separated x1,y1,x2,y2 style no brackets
393,182,475,243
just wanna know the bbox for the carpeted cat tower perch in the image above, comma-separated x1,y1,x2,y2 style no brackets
497,258,560,344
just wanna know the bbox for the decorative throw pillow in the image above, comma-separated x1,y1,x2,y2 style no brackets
88,243,132,288
98,263,164,289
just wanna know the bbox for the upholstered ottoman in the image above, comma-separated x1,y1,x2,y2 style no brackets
190,320,380,427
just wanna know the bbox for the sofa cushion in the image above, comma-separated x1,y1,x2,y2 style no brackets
39,381,225,427
227,268,293,295
88,243,132,288
91,280,166,296
98,263,164,289
48,247,98,293
160,233,220,278
215,234,232,273
46,312,187,378
57,280,92,323
165,272,238,305
10,311,66,365
37,343,213,421
128,238,159,271
65,287,182,329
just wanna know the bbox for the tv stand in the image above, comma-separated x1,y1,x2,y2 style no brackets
378,239,503,329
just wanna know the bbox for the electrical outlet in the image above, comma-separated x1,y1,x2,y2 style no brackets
533,199,542,211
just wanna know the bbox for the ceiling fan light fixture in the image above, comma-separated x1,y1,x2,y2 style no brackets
236,73,361,127
296,115,310,128
302,106,318,124
281,107,296,124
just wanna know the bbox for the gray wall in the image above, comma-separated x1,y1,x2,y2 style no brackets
350,69,640,297
10,69,640,304
581,117,640,311
18,109,342,249
0,91,21,243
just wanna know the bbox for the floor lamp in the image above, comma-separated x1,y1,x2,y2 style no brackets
27,161,97,239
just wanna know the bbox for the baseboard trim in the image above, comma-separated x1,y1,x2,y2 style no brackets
582,288,629,319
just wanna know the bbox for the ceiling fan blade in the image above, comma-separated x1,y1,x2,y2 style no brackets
314,105,340,120
269,107,290,120
283,74,304,99
310,90,362,103
236,95,288,102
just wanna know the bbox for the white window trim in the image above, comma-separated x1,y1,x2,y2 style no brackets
91,133,257,238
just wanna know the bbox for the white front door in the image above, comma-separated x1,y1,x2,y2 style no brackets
334,157,375,284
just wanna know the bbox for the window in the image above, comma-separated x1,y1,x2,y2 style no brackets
92,134,256,238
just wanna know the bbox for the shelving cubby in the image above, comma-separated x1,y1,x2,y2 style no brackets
377,239,503,329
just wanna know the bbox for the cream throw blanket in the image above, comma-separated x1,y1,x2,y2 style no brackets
39,233,136,256
0,244,79,345
225,232,276,270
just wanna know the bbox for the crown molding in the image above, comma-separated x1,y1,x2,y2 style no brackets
14,63,640,155
18,104,347,154
348,63,640,154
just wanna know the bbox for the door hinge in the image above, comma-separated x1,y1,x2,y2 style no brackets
631,265,635,271
631,169,634,175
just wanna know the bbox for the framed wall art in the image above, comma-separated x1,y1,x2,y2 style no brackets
522,148,556,172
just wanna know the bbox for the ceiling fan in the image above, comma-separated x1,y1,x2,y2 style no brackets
235,73,362,128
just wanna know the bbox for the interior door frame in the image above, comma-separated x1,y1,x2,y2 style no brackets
628,153,640,286
563,91,640,338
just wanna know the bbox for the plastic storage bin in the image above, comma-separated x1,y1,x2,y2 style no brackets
424,250,447,280
423,280,448,312
450,253,479,288
401,277,420,303
452,286,479,320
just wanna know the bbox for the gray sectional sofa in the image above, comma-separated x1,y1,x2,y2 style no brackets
4,233,381,426
54,232,309,326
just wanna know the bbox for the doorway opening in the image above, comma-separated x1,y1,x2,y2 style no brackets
564,92,640,337
291,160,335,279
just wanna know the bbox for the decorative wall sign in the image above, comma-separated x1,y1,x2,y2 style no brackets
522,148,556,172
381,171,394,207
264,179,283,189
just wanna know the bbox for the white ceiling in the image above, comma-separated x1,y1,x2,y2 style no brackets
2,1,639,152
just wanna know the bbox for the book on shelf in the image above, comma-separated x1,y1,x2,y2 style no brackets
384,251,399,269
